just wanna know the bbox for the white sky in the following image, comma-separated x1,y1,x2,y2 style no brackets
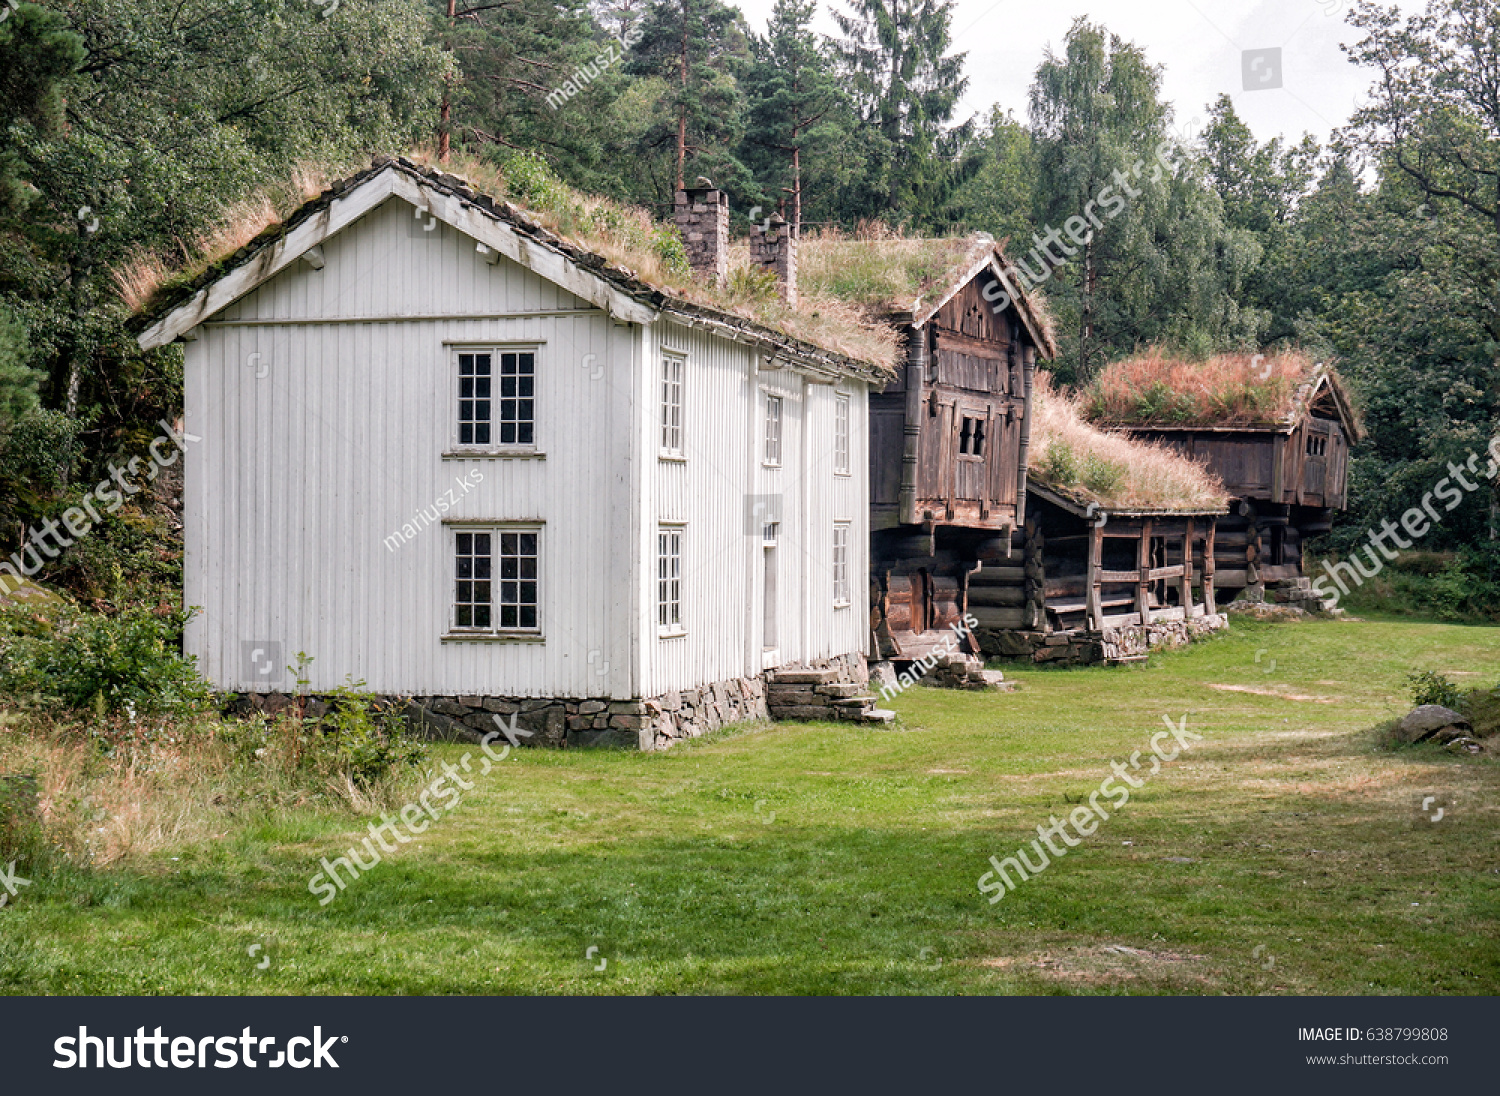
733,0,1431,147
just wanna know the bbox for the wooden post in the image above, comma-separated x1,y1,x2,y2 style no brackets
1180,519,1195,618
1136,520,1153,625
1086,523,1103,631
1023,519,1046,631
1204,520,1217,615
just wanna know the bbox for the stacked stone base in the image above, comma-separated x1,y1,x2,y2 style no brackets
642,676,768,751
230,655,878,752
766,653,893,725
917,652,1013,691
1264,575,1340,614
976,613,1229,666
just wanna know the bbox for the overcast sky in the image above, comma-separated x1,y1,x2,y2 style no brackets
733,0,1430,147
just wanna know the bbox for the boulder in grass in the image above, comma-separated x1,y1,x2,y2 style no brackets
1397,705,1472,744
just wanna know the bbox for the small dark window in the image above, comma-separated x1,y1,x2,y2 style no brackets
958,415,985,457
1306,434,1327,457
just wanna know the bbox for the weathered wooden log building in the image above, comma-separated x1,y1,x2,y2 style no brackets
1087,355,1362,610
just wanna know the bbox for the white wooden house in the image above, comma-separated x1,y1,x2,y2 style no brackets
135,158,891,749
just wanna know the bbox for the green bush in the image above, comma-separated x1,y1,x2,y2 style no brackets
0,604,210,716
1081,453,1127,496
1039,441,1080,486
319,684,428,784
1406,670,1464,710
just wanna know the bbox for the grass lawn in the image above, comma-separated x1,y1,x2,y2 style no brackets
3,615,1497,995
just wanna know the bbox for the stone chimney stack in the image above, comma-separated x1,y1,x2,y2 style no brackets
673,179,729,289
750,212,798,307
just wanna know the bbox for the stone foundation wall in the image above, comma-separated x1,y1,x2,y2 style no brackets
976,613,1228,665
227,653,871,753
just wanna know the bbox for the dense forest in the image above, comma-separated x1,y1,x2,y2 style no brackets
0,0,1496,616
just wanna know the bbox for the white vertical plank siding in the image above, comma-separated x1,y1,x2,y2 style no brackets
186,194,871,702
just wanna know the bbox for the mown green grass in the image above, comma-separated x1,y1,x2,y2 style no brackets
3,616,1497,995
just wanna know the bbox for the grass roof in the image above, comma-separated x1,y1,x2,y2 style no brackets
119,150,898,373
1030,375,1228,513
1085,348,1332,427
796,227,991,315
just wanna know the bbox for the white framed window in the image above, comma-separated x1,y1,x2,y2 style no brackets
455,347,537,450
764,394,783,466
834,392,851,475
451,526,541,634
661,353,684,456
657,526,684,635
833,522,850,606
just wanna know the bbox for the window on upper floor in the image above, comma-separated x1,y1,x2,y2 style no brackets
764,394,783,466
661,353,684,456
834,393,851,475
958,414,985,458
456,348,535,450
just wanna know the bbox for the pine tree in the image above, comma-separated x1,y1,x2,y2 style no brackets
831,0,969,220
626,0,751,195
739,0,849,237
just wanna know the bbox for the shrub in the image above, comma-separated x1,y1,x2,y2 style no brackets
1081,453,1127,496
318,684,429,785
1039,440,1080,486
1406,670,1463,710
0,604,210,716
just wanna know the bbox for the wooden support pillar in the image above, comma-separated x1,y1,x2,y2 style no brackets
1023,519,1046,632
1136,520,1153,625
1086,523,1103,631
1180,519,1195,617
1203,520,1217,615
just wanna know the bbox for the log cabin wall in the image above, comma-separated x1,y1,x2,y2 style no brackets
1117,416,1351,598
868,268,1038,661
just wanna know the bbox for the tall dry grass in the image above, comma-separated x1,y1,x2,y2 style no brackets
0,710,422,869
112,162,337,313
1030,375,1227,511
119,147,899,370
1087,348,1320,425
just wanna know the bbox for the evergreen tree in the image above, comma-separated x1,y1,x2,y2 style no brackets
739,0,850,236
831,0,969,222
625,0,751,196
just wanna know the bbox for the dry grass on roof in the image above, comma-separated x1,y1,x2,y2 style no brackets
1030,375,1227,512
797,226,991,315
118,148,898,371
1086,348,1323,426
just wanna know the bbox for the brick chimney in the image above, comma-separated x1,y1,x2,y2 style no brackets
673,179,729,289
750,212,798,307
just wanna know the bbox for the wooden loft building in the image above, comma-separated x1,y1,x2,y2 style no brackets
965,381,1231,663
792,237,1057,662
1087,354,1362,606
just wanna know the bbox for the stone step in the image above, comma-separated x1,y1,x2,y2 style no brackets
832,696,877,707
860,709,897,724
816,682,868,699
768,704,840,720
975,670,1012,691
770,669,838,685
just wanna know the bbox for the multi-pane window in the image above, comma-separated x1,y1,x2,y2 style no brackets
657,527,682,633
457,349,535,448
497,352,536,445
764,395,783,465
454,529,539,632
454,532,492,628
832,523,850,605
834,393,851,475
661,355,684,454
457,353,492,446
